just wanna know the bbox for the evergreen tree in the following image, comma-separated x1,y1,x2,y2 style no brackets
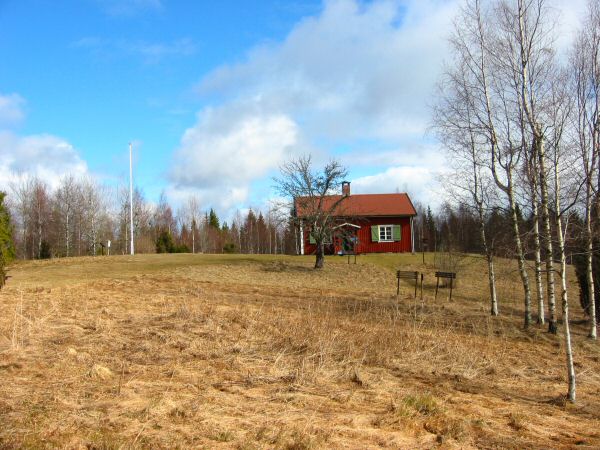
156,230,175,253
209,208,220,229
0,192,15,288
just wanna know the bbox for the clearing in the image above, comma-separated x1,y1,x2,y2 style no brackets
0,253,599,449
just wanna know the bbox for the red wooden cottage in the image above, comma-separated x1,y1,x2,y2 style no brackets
294,181,417,255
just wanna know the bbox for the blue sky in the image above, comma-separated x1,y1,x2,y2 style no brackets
0,0,586,218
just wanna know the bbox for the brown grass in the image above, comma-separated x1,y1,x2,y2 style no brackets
0,253,599,449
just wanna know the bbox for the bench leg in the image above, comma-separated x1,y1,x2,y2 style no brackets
435,277,439,300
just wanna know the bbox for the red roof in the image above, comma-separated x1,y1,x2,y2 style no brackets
295,193,417,218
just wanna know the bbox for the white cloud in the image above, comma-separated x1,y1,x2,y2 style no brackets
0,92,89,191
170,0,458,211
351,165,441,206
169,102,303,209
197,0,457,142
552,0,588,56
0,93,25,128
170,0,587,214
0,132,89,190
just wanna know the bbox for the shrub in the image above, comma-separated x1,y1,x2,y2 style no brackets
39,240,52,259
156,230,189,254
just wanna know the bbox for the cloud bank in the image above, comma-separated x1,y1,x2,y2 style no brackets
0,93,89,191
169,0,459,212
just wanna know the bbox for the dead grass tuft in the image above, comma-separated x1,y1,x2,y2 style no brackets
89,364,113,380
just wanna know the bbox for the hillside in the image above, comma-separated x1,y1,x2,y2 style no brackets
0,253,599,449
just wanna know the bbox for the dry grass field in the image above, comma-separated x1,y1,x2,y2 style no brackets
1,252,599,449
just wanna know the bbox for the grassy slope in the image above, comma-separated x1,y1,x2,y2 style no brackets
0,253,599,449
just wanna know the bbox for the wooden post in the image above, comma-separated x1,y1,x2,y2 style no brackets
434,272,456,301
420,273,424,300
397,276,400,295
414,276,418,298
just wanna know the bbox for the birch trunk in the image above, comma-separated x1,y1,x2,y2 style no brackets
66,213,70,257
585,186,597,339
509,189,532,327
526,142,545,325
531,192,545,324
554,166,576,402
490,148,532,326
479,213,498,316
516,2,556,333
536,137,557,333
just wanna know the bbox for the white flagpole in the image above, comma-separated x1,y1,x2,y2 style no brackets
129,142,135,255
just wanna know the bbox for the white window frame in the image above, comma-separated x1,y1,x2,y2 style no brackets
379,225,393,242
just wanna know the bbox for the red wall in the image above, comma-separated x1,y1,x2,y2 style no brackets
302,216,413,254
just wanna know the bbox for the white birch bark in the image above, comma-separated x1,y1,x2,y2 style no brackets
516,0,556,332
553,150,576,403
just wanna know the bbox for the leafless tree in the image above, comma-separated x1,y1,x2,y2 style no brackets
506,0,559,332
548,73,579,401
274,155,348,269
433,56,499,315
572,0,600,339
186,196,201,254
445,0,533,325
9,177,35,259
54,176,79,257
439,0,581,401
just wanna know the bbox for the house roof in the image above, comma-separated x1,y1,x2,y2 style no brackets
294,193,417,218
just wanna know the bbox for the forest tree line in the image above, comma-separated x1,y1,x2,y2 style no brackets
3,176,299,260
4,173,542,263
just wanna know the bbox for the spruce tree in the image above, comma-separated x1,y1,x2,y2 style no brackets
0,192,15,288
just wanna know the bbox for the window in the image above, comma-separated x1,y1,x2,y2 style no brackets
371,224,401,242
379,225,393,242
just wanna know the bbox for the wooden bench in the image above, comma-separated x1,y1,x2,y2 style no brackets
397,270,420,298
435,271,457,300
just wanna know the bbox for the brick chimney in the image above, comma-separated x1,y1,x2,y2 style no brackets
342,181,351,196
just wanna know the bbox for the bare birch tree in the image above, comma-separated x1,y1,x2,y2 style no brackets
186,196,201,254
54,176,79,257
448,0,533,325
548,75,579,401
433,54,499,315
507,0,558,332
572,0,600,339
